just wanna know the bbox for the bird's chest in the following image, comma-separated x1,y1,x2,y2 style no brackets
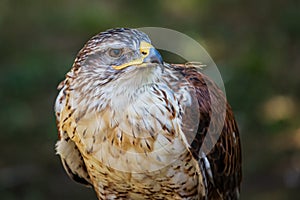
66,85,204,199
68,86,202,199
73,86,187,172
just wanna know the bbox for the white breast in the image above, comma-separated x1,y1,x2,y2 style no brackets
72,81,189,174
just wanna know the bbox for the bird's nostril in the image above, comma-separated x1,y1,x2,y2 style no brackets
141,51,148,56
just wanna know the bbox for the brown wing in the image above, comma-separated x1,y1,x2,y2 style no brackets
171,64,242,199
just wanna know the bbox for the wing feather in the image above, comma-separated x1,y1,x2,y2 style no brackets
171,64,242,199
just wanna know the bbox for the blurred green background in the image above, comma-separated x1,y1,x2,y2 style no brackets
0,0,299,199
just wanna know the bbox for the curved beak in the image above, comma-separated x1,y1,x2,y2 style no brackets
112,41,163,70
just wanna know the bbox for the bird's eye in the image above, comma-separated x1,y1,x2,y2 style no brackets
108,48,123,58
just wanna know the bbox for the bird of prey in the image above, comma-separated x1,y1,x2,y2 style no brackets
55,28,241,200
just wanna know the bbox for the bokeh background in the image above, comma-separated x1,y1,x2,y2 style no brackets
0,0,299,199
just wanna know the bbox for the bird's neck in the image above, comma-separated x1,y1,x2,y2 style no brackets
107,66,162,109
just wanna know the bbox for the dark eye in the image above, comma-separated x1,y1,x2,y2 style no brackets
108,48,123,57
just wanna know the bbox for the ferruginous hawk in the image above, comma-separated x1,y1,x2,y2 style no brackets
55,28,241,200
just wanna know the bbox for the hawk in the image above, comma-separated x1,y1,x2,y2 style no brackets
55,28,241,200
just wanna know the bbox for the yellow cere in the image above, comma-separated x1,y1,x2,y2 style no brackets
139,41,153,57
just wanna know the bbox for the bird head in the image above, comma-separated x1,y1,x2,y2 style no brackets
68,28,165,107
75,28,163,82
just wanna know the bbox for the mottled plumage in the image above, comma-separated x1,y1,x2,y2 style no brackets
55,28,241,199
